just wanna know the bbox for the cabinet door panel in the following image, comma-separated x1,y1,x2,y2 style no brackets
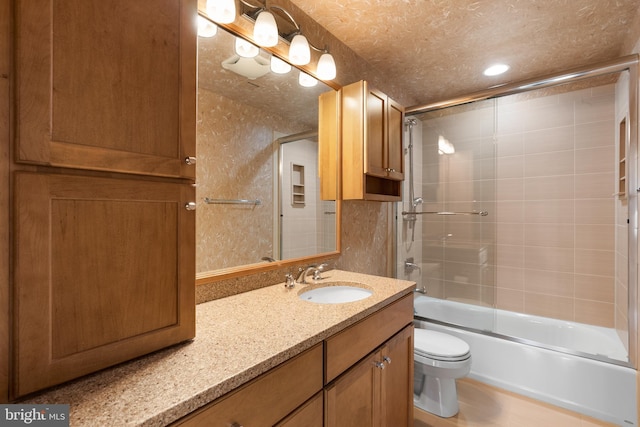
275,392,323,427
325,351,380,427
386,99,405,181
381,325,414,426
15,0,196,178
13,172,195,397
364,87,387,178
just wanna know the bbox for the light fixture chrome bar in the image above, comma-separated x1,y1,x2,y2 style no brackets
204,198,261,205
401,210,488,216
406,54,639,114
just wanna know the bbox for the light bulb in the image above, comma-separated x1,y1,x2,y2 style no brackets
254,10,278,47
270,56,291,74
206,0,236,24
235,37,259,58
289,34,310,65
197,15,217,38
298,71,317,87
316,52,336,80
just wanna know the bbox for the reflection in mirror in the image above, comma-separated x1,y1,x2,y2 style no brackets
196,22,338,275
277,131,336,260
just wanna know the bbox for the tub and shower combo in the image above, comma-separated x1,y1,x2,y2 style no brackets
397,55,639,426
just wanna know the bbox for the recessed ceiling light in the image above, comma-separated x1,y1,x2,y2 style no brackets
483,64,510,76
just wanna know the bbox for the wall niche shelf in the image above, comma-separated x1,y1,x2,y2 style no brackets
291,163,305,206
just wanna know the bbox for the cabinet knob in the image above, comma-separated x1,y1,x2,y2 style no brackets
230,423,244,427
185,156,197,165
185,202,196,211
383,356,391,364
374,361,385,370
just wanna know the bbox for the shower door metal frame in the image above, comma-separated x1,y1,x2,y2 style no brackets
404,54,640,369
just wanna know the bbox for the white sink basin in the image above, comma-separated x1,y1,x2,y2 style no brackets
298,282,373,304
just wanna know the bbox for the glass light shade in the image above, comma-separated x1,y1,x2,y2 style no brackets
254,11,278,47
206,0,236,24
289,34,310,65
270,56,292,74
197,16,217,38
235,37,259,58
298,71,318,87
316,52,336,80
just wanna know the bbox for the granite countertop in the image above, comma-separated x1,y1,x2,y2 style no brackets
23,270,415,426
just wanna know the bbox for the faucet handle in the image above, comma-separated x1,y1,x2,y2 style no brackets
312,263,328,281
284,273,295,289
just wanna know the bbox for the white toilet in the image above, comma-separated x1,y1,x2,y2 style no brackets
413,328,472,417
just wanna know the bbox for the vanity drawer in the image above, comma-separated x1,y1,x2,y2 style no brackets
324,293,413,383
174,344,323,426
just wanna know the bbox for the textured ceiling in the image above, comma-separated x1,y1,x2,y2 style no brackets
286,0,640,107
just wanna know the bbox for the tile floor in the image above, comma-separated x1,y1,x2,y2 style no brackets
414,378,618,427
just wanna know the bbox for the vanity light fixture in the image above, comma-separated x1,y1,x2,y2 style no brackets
235,0,338,81
253,10,278,47
206,0,236,24
316,51,337,80
289,34,311,65
483,63,510,76
197,15,218,38
270,55,292,74
298,71,318,87
235,37,260,58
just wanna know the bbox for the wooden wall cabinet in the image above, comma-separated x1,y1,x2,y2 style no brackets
339,80,405,201
319,90,340,201
10,0,197,399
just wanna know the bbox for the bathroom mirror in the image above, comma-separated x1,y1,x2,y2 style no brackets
196,20,340,281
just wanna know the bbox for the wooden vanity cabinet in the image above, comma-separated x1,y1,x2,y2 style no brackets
172,344,323,427
325,326,413,427
9,0,197,399
172,293,414,427
340,80,405,201
324,294,414,426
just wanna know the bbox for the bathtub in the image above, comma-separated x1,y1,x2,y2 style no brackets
414,295,637,426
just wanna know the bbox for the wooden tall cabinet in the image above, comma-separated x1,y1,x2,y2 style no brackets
340,80,404,201
9,0,197,398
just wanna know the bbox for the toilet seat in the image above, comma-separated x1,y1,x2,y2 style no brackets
414,329,470,362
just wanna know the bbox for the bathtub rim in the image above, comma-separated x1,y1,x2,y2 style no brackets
414,314,633,369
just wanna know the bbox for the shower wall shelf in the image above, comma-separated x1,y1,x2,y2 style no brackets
204,198,262,205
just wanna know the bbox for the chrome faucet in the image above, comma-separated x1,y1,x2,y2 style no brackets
295,263,329,284
296,265,318,284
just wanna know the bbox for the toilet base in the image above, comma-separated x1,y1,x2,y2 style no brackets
414,374,460,418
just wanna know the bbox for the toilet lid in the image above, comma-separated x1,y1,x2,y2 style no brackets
414,329,470,360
